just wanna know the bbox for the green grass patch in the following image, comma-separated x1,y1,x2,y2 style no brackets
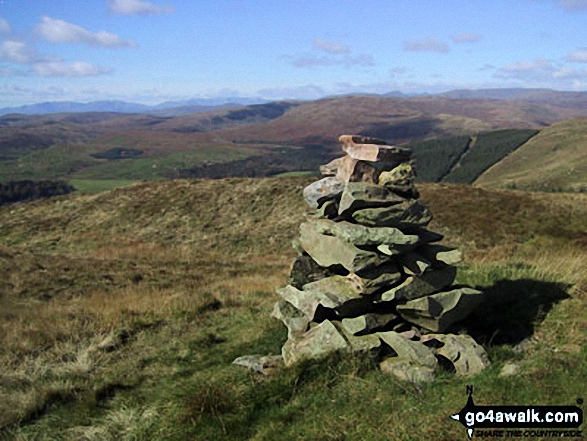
69,179,136,194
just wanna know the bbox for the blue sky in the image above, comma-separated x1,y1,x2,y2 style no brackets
1,0,587,106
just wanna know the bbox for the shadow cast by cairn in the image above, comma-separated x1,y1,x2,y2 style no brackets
460,278,571,346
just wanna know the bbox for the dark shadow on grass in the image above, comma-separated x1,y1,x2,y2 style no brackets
459,279,570,346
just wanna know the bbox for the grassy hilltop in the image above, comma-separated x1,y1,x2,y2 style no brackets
0,178,586,440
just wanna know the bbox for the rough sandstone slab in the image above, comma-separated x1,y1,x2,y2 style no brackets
418,244,462,266
288,254,334,289
282,319,349,366
350,267,403,295
305,218,419,250
351,199,432,228
232,354,284,376
335,156,381,184
299,221,387,272
341,313,399,335
336,323,383,352
276,285,334,320
303,275,376,318
397,287,485,332
422,333,490,376
377,331,437,367
338,182,406,216
303,177,344,208
271,299,311,338
320,157,344,176
378,163,416,186
398,252,432,276
379,358,435,383
339,135,412,163
380,266,457,302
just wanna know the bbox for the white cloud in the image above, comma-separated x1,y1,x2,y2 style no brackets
403,37,449,53
312,38,350,54
452,33,483,43
495,58,587,85
108,0,174,15
291,53,375,68
34,61,112,77
557,0,587,11
37,16,136,47
567,49,587,62
0,40,35,64
0,17,10,34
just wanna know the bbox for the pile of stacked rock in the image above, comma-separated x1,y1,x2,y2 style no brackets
268,135,490,382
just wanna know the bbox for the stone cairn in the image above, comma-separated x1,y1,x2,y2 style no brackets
235,135,490,382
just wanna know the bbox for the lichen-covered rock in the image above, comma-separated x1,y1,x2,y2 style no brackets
378,163,416,186
299,221,388,272
339,135,412,163
271,299,311,338
418,244,462,266
378,331,438,367
288,254,335,289
320,157,344,176
422,333,490,376
380,266,457,302
232,354,284,375
338,182,405,216
281,320,349,366
304,218,420,250
341,313,399,335
397,287,485,332
398,252,432,276
380,358,436,383
303,177,344,208
351,199,432,228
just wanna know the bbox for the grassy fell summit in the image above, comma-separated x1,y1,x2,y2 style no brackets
0,176,586,440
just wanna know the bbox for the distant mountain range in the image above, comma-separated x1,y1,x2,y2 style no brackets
0,97,268,116
2,88,587,117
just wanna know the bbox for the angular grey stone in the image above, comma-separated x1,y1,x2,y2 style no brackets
276,284,335,320
378,163,416,186
350,267,403,295
281,319,349,366
232,354,284,376
341,313,399,335
315,199,339,219
320,157,344,176
336,323,383,352
338,182,405,216
271,299,311,338
381,266,457,302
299,221,386,272
418,244,462,266
499,362,520,377
397,287,485,332
305,218,419,250
351,199,432,228
379,358,435,383
303,177,344,208
422,333,490,376
303,275,375,318
288,254,334,289
398,252,431,276
378,331,437,367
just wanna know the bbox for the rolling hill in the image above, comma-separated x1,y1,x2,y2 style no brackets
474,118,587,191
2,93,587,189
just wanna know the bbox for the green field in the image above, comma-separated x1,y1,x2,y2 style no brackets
69,179,136,194
0,178,585,440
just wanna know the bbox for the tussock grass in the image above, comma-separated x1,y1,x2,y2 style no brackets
0,178,586,439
